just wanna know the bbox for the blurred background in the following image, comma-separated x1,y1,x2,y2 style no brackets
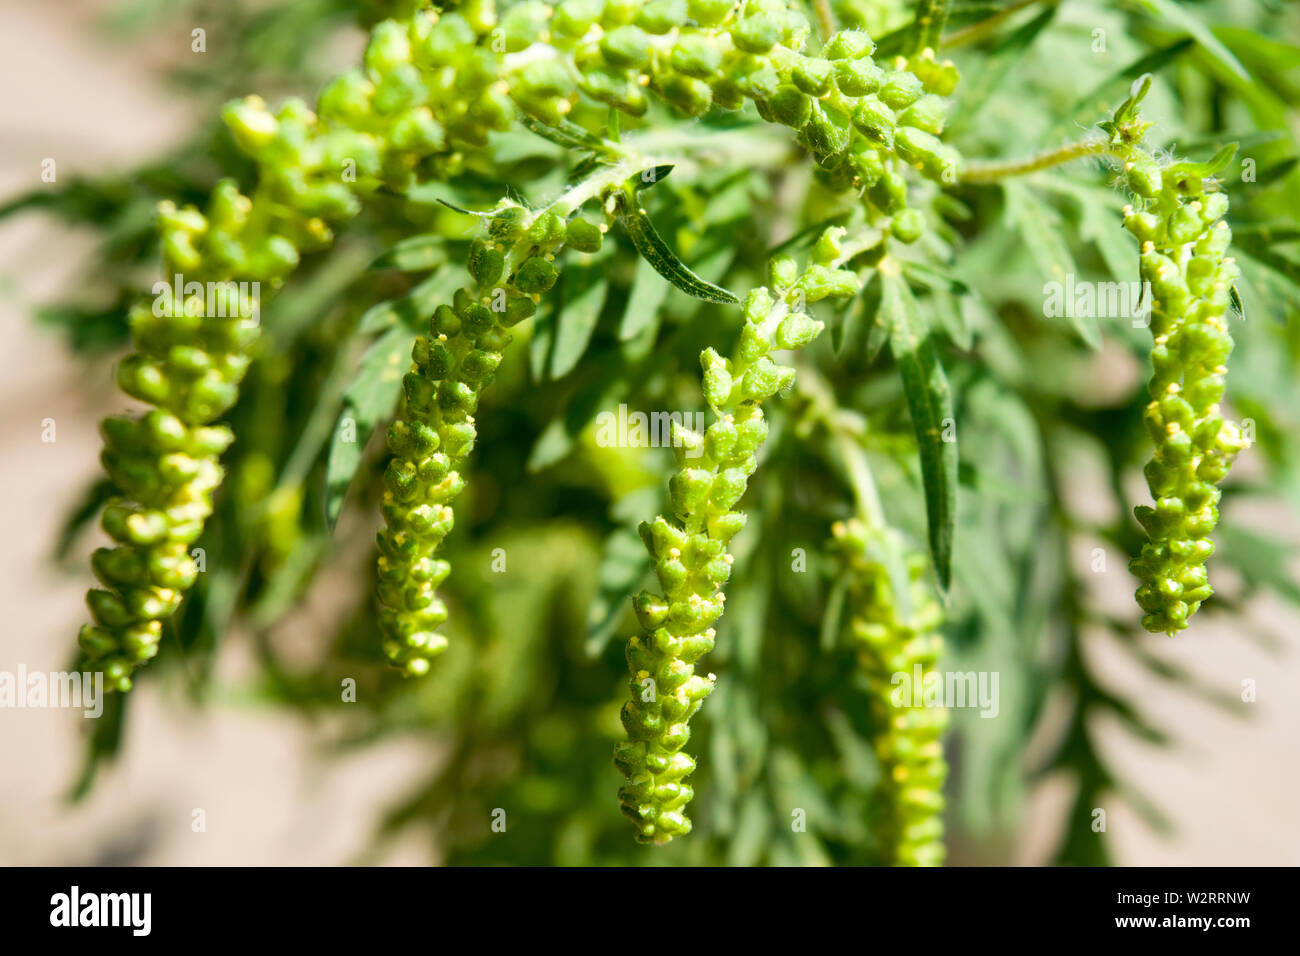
2,0,1298,866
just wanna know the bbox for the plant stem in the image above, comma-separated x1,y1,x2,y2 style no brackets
811,0,836,42
911,0,951,55
960,135,1110,183
941,0,1051,50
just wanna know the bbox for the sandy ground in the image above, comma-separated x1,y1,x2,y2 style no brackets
1,0,1297,866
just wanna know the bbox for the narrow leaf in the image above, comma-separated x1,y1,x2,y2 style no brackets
368,233,447,272
881,266,957,592
616,193,739,305
356,268,459,334
1128,0,1248,81
1003,181,1101,348
619,254,670,340
519,113,612,154
549,255,609,378
324,323,418,529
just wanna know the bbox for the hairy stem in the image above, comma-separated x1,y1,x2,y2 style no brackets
811,0,837,42
960,135,1109,183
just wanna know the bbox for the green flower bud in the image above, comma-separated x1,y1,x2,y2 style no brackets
1126,158,1163,198
793,57,834,96
852,96,895,147
800,101,852,160
517,60,577,101
602,0,640,26
553,0,602,38
775,311,822,349
565,218,604,253
488,205,527,242
894,125,943,168
461,303,496,338
661,74,714,117
467,240,504,286
432,304,462,338
823,29,875,60
670,35,723,79
879,71,925,110
364,20,413,75
768,254,798,289
891,209,925,243
501,292,537,326
515,256,559,294
898,94,947,134
318,71,373,121
637,0,687,34
601,25,652,68
835,58,883,97
869,166,908,214
687,0,732,27
733,17,780,54
796,264,859,301
498,1,551,52
851,147,885,187
769,85,812,128
528,211,566,245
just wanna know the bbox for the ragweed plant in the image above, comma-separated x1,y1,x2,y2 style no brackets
11,0,1300,866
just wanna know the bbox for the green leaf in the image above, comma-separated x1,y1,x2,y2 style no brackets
323,322,418,529
584,524,653,659
356,268,460,334
952,4,1057,131
1127,0,1248,82
1216,524,1300,606
529,299,556,382
819,572,850,652
1037,178,1137,284
1002,181,1100,348
368,233,447,272
519,113,615,156
1168,143,1237,179
835,269,888,364
881,266,957,592
1051,39,1195,140
53,478,116,562
548,252,609,378
615,191,739,305
619,254,670,341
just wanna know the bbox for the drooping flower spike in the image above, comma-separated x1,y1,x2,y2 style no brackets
1106,76,1250,635
829,518,949,866
615,235,858,843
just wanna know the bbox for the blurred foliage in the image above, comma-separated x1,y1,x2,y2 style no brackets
4,0,1299,865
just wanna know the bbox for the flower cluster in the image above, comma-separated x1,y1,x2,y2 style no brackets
830,518,948,866
79,0,961,689
1107,86,1249,635
377,202,605,674
79,10,492,690
504,0,961,213
614,236,858,844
